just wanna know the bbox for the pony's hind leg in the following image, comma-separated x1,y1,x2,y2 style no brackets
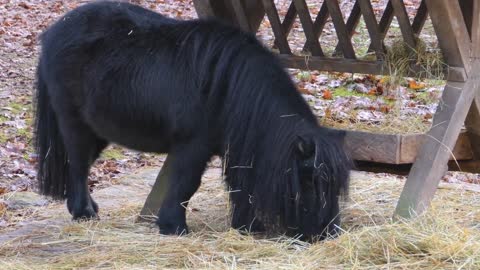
156,138,211,235
57,116,106,220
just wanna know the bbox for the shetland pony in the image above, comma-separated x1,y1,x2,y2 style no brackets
35,1,351,240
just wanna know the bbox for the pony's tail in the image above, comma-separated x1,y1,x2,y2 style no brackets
34,63,68,200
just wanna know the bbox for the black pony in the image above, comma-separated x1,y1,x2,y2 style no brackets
35,1,351,240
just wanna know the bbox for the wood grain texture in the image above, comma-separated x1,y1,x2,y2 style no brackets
395,61,480,219
426,0,471,72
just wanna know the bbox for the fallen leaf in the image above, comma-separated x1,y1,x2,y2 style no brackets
322,90,333,100
380,105,391,113
408,80,426,90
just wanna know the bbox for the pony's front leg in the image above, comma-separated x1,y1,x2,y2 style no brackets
156,140,210,235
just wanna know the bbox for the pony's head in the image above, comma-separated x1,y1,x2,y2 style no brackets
254,126,351,241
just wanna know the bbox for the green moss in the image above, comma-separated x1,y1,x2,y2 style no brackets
101,148,124,160
0,132,9,143
8,102,24,114
333,86,396,106
16,128,31,139
334,86,356,97
0,115,8,124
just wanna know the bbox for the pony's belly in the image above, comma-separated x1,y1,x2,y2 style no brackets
89,120,171,153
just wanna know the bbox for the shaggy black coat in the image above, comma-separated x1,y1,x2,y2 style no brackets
35,1,351,240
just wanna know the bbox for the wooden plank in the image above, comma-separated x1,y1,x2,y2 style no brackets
231,0,252,32
448,160,480,174
358,0,384,59
344,130,401,164
399,131,473,164
274,2,297,49
368,1,394,52
425,0,471,73
192,0,216,18
394,61,480,219
242,0,266,32
391,0,417,51
303,2,329,52
465,92,480,159
293,0,323,56
138,155,174,221
277,55,465,81
412,0,427,35
472,0,480,58
325,0,356,59
262,0,291,54
278,55,383,74
459,0,473,39
333,1,361,56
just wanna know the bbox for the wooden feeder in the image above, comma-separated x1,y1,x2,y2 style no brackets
141,0,480,221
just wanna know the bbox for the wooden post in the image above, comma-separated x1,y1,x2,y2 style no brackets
192,0,264,33
465,0,480,160
425,0,471,73
394,62,480,218
137,155,174,222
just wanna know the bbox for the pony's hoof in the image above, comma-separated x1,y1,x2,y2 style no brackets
158,223,189,235
72,206,99,221
68,197,99,221
70,201,99,221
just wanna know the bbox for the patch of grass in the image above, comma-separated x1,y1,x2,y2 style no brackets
101,147,125,160
0,132,9,143
7,102,24,114
333,86,360,97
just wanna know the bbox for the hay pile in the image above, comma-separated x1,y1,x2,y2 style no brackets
1,169,479,269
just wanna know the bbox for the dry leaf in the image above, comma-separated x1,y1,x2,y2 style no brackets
322,89,333,100
408,80,426,90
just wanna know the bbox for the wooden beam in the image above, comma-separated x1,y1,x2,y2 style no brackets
394,61,480,219
400,131,473,164
333,1,361,56
274,2,297,49
368,0,394,53
459,0,473,39
325,0,356,59
344,130,401,164
358,0,384,59
465,92,480,159
278,55,383,74
277,55,466,82
138,155,174,222
293,0,324,56
303,2,329,52
231,0,252,32
192,0,216,18
425,0,471,73
391,0,417,51
472,0,480,58
262,0,292,54
412,0,428,35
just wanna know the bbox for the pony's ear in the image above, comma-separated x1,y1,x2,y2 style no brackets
296,135,315,158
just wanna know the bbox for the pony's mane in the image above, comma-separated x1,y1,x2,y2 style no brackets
170,19,350,230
